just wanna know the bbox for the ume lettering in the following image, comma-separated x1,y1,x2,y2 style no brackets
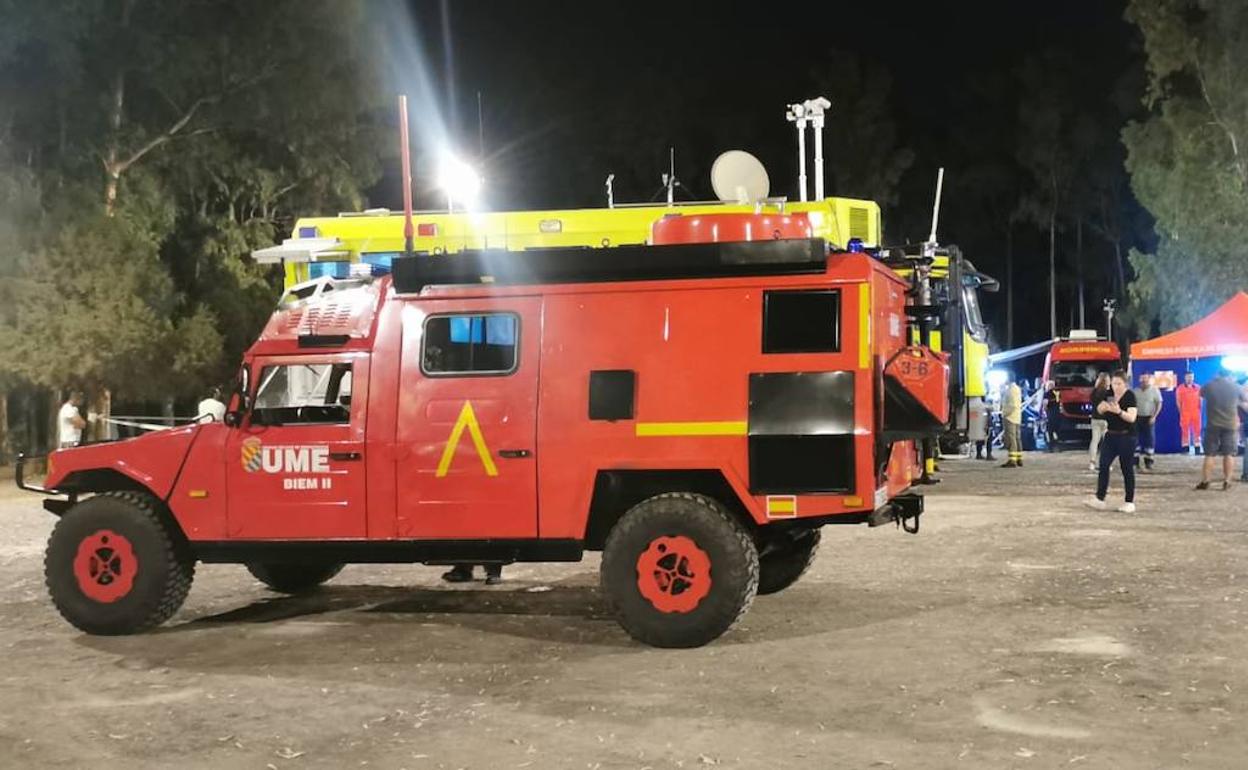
261,446,330,474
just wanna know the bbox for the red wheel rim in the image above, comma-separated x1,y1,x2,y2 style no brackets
72,530,138,603
636,535,712,613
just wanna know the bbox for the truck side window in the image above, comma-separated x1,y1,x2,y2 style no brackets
762,290,841,353
252,362,353,425
422,313,518,375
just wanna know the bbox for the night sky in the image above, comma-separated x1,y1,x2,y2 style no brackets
384,1,1144,358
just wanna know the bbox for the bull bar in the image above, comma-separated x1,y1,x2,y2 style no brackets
15,453,76,516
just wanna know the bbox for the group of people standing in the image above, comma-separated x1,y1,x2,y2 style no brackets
1168,368,1247,489
968,379,1028,469
1086,372,1162,474
1086,367,1248,511
969,379,1024,467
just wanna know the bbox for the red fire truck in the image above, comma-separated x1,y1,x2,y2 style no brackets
20,214,948,647
1041,332,1123,444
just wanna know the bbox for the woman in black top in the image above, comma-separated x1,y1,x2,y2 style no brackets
1084,370,1138,512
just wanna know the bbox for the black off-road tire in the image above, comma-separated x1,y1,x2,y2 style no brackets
756,529,821,596
45,492,195,635
600,493,759,648
246,561,344,594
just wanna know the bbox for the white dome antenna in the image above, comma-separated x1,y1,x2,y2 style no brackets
710,150,770,204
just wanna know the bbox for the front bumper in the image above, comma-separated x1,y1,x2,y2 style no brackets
15,453,55,494
15,453,76,515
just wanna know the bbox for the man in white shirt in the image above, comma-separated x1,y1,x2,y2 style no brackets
197,387,227,423
58,392,87,448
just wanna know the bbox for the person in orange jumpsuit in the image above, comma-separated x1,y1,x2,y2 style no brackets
1175,371,1202,454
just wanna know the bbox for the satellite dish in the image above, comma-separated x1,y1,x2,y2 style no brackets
711,150,769,204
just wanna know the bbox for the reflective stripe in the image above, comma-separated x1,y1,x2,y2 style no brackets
858,283,871,369
635,421,748,437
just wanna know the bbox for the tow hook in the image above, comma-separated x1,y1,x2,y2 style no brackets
868,493,923,534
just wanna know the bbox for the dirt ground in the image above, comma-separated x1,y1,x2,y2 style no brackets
1,451,1246,770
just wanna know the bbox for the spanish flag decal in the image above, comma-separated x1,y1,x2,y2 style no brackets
765,495,797,519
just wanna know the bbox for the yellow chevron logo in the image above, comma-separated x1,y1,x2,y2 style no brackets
435,401,499,478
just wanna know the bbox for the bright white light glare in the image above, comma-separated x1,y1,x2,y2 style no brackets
986,368,1011,390
1221,356,1248,373
436,154,482,208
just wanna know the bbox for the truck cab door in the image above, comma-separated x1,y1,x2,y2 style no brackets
226,353,369,539
395,298,540,539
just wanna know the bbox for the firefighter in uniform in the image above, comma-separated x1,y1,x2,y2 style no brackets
1176,371,1202,455
1000,379,1024,468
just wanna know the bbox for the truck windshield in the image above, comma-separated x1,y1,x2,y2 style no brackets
1052,360,1115,388
962,285,987,343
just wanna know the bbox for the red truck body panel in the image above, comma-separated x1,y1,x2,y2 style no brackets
41,241,938,548
45,425,200,501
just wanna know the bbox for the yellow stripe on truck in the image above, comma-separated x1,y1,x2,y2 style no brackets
859,282,871,369
635,421,748,437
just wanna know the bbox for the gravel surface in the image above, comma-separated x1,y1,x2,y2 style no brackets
1,450,1245,769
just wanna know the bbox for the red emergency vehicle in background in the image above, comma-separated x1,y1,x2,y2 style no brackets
20,213,950,647
1042,332,1122,444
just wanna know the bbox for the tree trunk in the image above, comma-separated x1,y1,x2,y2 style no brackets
24,390,38,455
88,389,112,442
57,99,68,166
1006,224,1015,349
1113,239,1126,300
48,388,61,453
1049,208,1057,339
1076,217,1085,329
0,391,8,465
102,0,135,216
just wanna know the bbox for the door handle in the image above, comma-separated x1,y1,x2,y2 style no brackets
498,449,531,458
329,451,363,461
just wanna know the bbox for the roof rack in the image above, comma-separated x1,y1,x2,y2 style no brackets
391,239,828,293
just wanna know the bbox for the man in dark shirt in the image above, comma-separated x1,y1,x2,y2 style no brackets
1197,368,1240,490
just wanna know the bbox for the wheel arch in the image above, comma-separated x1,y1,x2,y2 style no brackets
60,468,153,497
60,479,190,546
583,469,756,551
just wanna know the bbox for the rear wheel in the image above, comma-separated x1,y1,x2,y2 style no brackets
45,492,195,635
600,493,758,648
756,529,821,596
246,561,343,594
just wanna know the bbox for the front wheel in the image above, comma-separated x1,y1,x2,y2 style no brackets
45,492,195,635
757,528,821,596
600,493,758,648
246,561,343,594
